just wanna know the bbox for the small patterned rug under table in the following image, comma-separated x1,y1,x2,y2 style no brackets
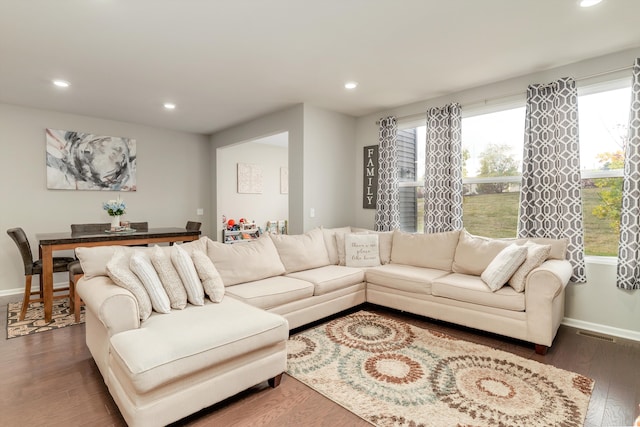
287,311,594,427
6,299,85,339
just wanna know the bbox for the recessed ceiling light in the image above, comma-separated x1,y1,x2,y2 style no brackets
163,103,176,110
579,0,602,7
52,79,70,88
344,82,358,90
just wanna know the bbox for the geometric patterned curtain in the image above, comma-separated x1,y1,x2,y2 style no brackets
423,103,463,234
518,77,586,283
616,58,640,290
374,116,401,232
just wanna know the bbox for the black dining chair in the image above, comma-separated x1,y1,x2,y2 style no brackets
186,221,202,231
71,222,111,234
170,221,202,246
128,222,148,231
7,227,76,321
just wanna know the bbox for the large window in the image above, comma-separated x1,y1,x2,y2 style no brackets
461,107,524,238
578,85,630,256
397,81,631,257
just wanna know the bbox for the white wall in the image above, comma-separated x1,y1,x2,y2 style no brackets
0,103,211,294
303,105,357,229
210,104,356,235
216,141,288,240
353,47,640,337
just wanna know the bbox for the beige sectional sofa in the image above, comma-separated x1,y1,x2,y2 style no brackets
76,226,571,426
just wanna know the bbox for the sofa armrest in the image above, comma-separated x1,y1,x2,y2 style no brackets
526,259,572,298
77,275,140,336
524,259,572,346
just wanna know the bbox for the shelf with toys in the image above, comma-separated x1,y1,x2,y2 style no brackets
222,217,261,244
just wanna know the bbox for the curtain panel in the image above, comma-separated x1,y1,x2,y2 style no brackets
518,77,586,283
616,58,640,290
423,103,463,234
374,116,400,232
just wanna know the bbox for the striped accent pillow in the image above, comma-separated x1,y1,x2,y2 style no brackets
171,244,205,306
150,245,187,310
130,250,171,314
481,244,528,291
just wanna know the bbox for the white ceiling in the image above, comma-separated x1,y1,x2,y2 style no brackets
1,0,639,135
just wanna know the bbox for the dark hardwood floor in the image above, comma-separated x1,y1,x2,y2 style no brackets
1,294,638,427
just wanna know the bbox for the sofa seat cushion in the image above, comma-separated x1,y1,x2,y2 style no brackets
286,265,365,296
108,297,288,394
365,264,450,295
225,276,314,309
432,273,525,311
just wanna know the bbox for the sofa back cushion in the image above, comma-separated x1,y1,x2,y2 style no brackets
390,229,461,271
321,226,352,265
207,235,285,286
452,230,511,275
269,228,331,273
516,237,568,260
76,245,126,279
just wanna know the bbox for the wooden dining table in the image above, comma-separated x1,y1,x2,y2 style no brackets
37,227,201,322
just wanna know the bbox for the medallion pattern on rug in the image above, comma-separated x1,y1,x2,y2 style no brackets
287,311,593,427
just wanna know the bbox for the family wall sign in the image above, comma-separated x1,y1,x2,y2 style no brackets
363,145,378,209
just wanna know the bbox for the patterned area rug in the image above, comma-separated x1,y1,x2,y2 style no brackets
287,311,594,427
6,299,85,339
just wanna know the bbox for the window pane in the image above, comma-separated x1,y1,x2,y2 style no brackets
578,86,629,257
582,178,621,256
399,186,417,232
462,191,519,238
579,87,631,173
461,108,524,238
462,108,525,178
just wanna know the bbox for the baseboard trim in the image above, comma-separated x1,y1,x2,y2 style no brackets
562,317,640,343
0,282,69,298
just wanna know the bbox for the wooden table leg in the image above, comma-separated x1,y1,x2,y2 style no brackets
40,245,53,323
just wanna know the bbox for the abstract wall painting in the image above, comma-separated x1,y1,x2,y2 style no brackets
46,128,137,191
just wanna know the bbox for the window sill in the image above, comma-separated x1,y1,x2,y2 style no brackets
584,255,618,266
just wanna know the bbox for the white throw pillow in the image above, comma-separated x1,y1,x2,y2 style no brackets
171,244,205,306
150,245,187,310
192,250,225,303
344,233,381,268
106,248,153,321
508,242,552,292
130,250,171,314
341,228,394,265
481,244,528,292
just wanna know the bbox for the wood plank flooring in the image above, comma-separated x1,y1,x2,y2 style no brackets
1,295,638,427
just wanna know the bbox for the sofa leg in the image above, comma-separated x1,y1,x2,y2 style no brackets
535,344,548,355
268,373,283,388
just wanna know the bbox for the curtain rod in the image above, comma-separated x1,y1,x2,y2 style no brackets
375,65,634,124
